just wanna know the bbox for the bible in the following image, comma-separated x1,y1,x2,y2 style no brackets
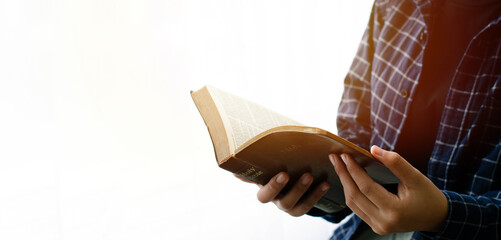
191,85,398,213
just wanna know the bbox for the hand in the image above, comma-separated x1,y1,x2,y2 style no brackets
234,172,330,217
329,146,448,234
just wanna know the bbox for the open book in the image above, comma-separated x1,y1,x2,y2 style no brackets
191,85,398,213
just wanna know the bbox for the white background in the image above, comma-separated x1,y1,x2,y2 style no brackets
0,0,373,239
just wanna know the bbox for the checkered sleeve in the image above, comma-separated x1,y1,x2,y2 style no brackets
419,190,501,239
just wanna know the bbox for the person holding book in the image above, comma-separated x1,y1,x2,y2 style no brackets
246,0,501,239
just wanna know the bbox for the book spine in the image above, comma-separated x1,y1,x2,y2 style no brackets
219,155,273,185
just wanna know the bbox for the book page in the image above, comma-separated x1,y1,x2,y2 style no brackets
208,86,302,150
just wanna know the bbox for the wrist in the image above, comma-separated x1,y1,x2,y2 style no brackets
427,190,449,232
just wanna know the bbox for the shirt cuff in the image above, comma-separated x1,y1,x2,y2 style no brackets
419,190,481,239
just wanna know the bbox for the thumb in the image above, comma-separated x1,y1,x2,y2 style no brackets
371,145,419,185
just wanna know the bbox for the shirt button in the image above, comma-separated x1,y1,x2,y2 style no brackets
419,30,427,41
400,90,409,98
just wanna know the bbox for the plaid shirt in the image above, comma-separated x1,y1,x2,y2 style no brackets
322,0,501,239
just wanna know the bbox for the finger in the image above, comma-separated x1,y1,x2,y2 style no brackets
276,173,313,211
286,181,330,217
256,172,289,203
345,195,376,230
370,145,419,185
329,154,379,215
339,153,396,207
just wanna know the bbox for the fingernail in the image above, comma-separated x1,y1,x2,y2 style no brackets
321,183,330,192
276,173,287,184
328,154,336,167
340,154,348,164
372,145,384,157
301,174,312,185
